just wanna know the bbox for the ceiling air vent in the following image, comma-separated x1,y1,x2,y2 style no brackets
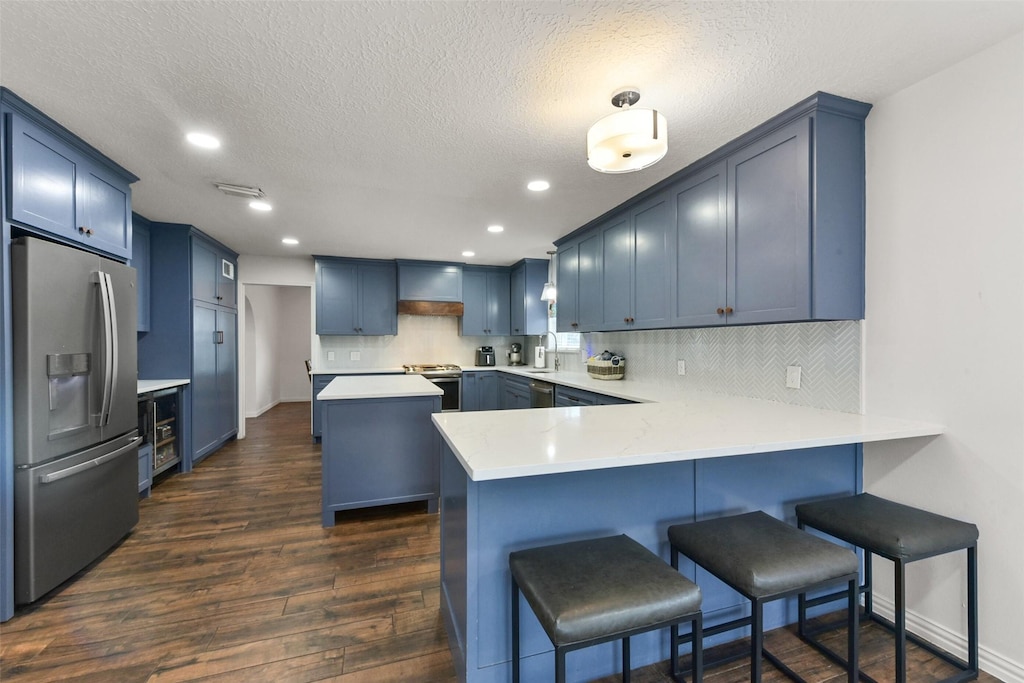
213,182,265,199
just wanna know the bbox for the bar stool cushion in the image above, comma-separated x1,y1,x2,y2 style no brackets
509,534,701,646
795,493,979,561
668,511,858,598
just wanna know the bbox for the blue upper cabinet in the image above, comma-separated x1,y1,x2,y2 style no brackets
397,260,463,302
509,259,548,336
191,235,237,309
316,257,397,336
3,90,137,261
132,213,151,332
556,92,871,331
461,266,510,336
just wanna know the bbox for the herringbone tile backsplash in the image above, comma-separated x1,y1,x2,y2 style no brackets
566,321,861,413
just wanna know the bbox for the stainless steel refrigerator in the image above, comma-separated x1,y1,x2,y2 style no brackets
12,236,140,604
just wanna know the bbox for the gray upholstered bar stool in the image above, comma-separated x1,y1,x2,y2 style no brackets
509,534,703,683
795,493,979,683
668,511,860,683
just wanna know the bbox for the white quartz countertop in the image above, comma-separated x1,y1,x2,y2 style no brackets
432,390,944,481
317,374,443,401
311,367,406,375
138,379,190,394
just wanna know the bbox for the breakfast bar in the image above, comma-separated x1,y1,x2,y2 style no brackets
432,392,944,683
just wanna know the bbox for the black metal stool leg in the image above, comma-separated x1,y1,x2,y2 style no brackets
895,558,906,683
751,598,763,683
556,647,566,683
968,545,979,676
864,550,874,617
511,579,521,683
622,636,631,683
847,577,859,683
693,612,704,683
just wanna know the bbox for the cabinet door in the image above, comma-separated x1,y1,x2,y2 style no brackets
478,372,499,411
461,372,480,411
217,256,237,308
357,262,397,335
77,163,131,259
727,118,811,325
673,163,728,327
191,303,220,457
316,260,359,335
215,309,238,441
631,192,673,329
311,375,338,438
576,231,603,331
555,243,579,333
8,113,77,240
487,270,511,336
600,215,632,331
191,238,219,305
460,269,488,336
509,265,525,335
132,217,151,332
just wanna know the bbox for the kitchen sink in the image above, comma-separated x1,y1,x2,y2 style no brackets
525,369,556,374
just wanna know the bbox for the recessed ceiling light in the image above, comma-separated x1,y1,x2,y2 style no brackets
186,132,220,149
487,225,504,233
249,200,272,211
462,251,475,257
282,237,299,245
527,180,550,192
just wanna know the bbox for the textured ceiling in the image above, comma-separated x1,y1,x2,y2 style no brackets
1,1,1022,265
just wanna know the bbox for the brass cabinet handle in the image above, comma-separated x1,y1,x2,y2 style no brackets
725,307,734,314
716,308,725,315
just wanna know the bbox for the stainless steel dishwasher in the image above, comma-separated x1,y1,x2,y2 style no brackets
529,379,555,408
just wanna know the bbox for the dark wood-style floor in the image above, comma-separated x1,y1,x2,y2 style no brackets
0,402,997,682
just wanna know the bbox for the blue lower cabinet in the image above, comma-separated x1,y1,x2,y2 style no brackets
461,371,499,412
321,395,441,526
554,384,633,407
499,375,530,410
138,444,153,497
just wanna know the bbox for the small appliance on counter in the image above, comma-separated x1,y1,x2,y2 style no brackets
475,346,495,366
508,342,524,365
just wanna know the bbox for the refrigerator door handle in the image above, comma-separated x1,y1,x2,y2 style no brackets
104,272,120,426
38,436,142,484
93,271,115,425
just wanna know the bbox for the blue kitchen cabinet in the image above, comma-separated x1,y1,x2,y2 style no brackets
509,259,548,336
461,266,510,336
311,374,337,440
397,260,462,302
672,162,728,328
555,239,580,333
191,234,237,309
315,257,397,336
462,371,499,412
499,374,531,410
556,92,870,331
132,213,151,332
137,222,239,470
3,92,136,261
555,384,634,407
138,444,153,498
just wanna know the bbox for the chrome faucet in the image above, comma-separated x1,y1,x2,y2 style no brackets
540,332,559,371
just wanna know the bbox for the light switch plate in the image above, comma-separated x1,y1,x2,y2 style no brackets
786,365,802,389
327,351,335,361
677,360,686,376
350,351,361,361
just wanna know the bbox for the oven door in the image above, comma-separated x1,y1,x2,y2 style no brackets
429,376,461,412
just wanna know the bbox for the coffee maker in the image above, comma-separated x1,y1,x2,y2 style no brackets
508,343,524,365
475,346,495,366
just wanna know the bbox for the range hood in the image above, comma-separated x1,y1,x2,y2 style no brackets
397,300,465,316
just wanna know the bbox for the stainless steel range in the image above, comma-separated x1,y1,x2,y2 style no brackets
403,364,461,412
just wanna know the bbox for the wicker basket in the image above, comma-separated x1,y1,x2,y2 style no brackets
586,358,625,380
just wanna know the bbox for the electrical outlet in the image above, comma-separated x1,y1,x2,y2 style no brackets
677,360,686,376
327,351,335,361
350,351,361,361
786,365,802,389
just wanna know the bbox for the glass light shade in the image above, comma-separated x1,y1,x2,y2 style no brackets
540,282,557,301
587,108,668,173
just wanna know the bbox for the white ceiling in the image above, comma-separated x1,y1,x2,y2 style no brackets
1,1,1021,265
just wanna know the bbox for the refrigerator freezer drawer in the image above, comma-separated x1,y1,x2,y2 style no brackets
14,435,141,604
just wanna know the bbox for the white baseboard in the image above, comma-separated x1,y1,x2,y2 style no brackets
872,594,1024,682
245,399,280,419
279,396,309,403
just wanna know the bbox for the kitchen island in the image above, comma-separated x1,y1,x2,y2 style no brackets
318,375,442,526
432,393,943,683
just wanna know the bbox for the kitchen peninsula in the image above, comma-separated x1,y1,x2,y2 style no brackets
317,375,442,526
432,390,944,683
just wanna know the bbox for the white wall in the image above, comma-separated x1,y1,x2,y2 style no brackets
863,32,1024,681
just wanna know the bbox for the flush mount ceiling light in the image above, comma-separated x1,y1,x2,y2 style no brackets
249,200,273,212
527,180,550,192
587,90,668,174
462,250,475,257
487,225,504,233
281,237,299,246
186,132,221,149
